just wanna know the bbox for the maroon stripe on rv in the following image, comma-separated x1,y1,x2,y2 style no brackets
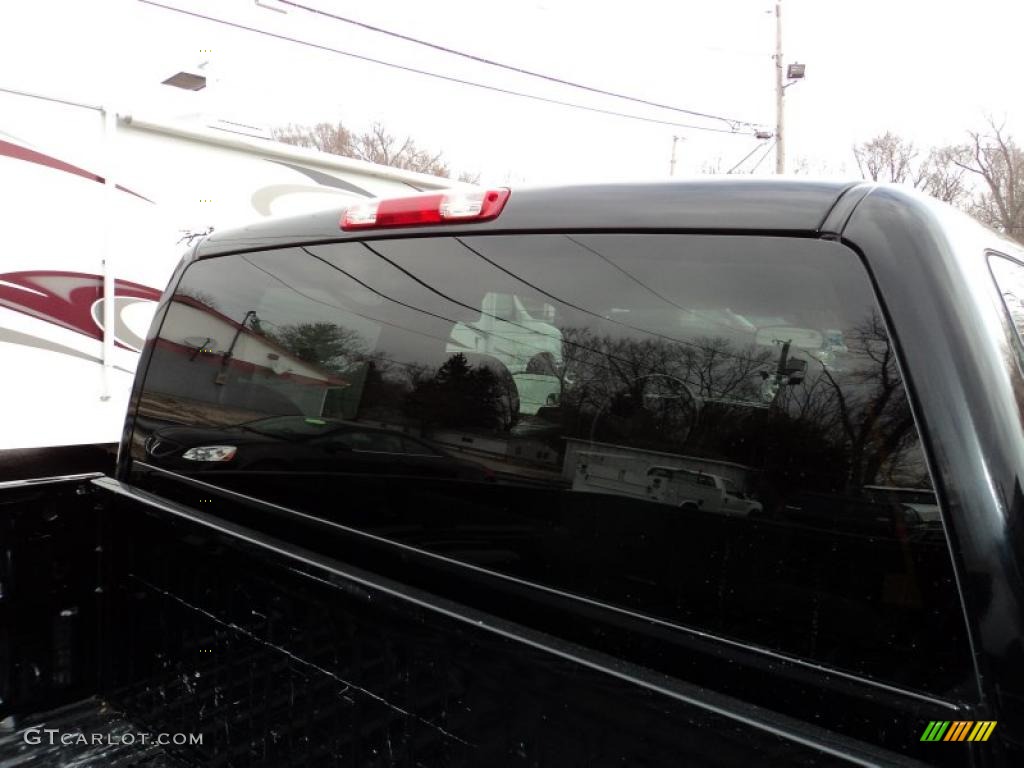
0,270,161,347
0,139,154,203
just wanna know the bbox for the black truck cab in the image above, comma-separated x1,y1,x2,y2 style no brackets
2,179,1023,766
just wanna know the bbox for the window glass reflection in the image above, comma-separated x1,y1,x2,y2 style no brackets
130,234,967,693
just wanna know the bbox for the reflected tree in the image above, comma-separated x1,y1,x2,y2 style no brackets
556,329,769,454
176,288,221,311
405,353,506,432
270,322,369,373
808,311,919,491
554,314,925,494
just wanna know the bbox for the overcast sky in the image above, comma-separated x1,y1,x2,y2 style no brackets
4,0,1022,184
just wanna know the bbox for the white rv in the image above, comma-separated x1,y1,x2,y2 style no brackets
0,87,466,450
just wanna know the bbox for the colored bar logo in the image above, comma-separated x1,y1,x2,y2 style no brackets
920,721,997,742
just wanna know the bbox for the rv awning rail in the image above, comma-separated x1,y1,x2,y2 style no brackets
118,113,467,191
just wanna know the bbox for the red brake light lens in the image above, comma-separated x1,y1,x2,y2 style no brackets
341,188,510,231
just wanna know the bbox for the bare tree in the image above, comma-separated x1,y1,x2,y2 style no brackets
273,120,457,178
700,157,725,175
789,157,813,176
954,118,1024,243
919,145,972,205
852,132,973,207
353,122,450,176
852,132,927,186
274,121,356,156
803,310,919,489
175,287,220,311
785,156,851,178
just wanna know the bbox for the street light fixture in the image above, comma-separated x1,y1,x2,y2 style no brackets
782,62,806,91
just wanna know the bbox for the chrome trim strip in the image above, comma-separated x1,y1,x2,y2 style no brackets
0,471,104,490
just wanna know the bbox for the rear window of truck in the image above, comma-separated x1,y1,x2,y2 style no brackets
130,233,969,695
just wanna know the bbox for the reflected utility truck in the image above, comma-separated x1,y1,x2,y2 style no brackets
573,450,762,515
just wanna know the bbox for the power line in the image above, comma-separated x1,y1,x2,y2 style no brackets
298,246,640,383
298,243,776,399
452,237,775,370
561,235,757,337
249,248,612,378
749,139,778,174
137,1,754,136
239,254,452,345
726,140,768,174
564,235,691,313
278,0,766,131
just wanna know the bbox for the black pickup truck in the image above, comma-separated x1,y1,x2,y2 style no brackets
2,180,1023,767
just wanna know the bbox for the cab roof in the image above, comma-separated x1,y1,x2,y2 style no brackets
194,178,866,259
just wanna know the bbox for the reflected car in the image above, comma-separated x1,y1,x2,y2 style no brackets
144,415,495,481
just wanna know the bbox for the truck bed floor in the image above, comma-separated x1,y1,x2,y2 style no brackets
0,697,190,767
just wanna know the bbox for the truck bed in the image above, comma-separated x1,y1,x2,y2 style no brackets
1,474,911,767
0,697,187,767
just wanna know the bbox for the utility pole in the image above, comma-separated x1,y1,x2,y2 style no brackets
774,339,792,381
759,338,806,406
669,135,684,176
774,0,785,174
